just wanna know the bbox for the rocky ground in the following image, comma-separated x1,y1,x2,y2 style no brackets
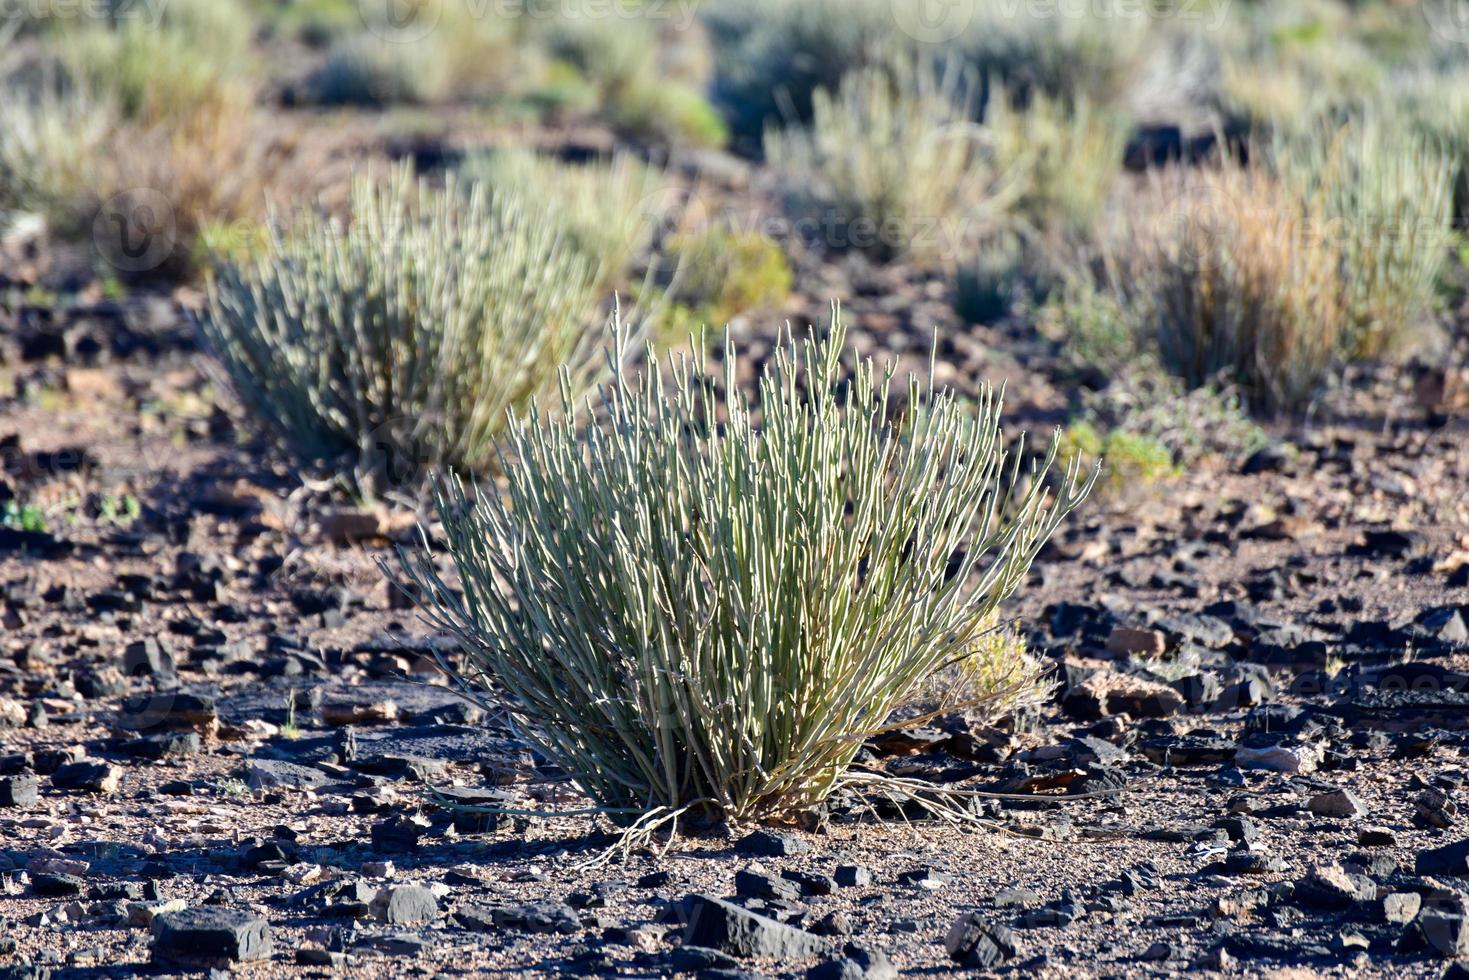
0,231,1468,980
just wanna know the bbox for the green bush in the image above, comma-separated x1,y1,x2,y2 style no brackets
202,168,610,492
459,149,666,289
531,16,726,148
1078,367,1268,471
966,2,1150,108
657,227,792,340
57,22,253,124
1037,277,1137,369
0,88,115,237
1273,114,1454,359
989,93,1128,239
309,32,453,106
609,78,730,149
1129,164,1346,413
766,58,1025,264
702,0,897,145
1060,420,1175,496
396,310,1095,822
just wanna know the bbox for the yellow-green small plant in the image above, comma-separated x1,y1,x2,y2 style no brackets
2,501,47,534
282,692,300,740
656,227,792,343
1061,420,1175,496
926,611,1048,717
94,493,141,528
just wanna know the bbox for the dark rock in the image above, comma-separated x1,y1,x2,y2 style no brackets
834,865,871,888
1417,839,1469,876
1293,864,1375,910
944,913,1018,968
681,894,827,959
994,886,1042,908
457,900,578,934
50,760,121,794
735,870,802,902
782,870,835,897
811,911,856,937
1140,736,1237,767
1358,826,1397,847
31,873,83,897
807,945,897,980
1419,911,1469,958
122,640,175,678
669,945,743,972
117,732,200,761
151,907,272,964
735,830,811,858
370,815,429,853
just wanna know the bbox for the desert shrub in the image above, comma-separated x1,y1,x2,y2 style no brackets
202,168,609,492
1037,276,1137,369
657,227,792,339
1131,164,1345,413
765,58,1025,265
532,16,725,147
607,78,730,149
0,88,116,237
0,78,269,281
955,233,1037,324
702,0,897,145
1395,72,1469,222
459,149,665,288
1078,367,1268,469
251,0,360,46
966,2,1151,109
989,93,1128,239
55,23,252,124
309,33,453,106
395,310,1095,823
1060,420,1175,495
1274,115,1454,359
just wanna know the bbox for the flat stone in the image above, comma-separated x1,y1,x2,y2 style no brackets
806,945,898,980
50,760,122,794
373,884,437,926
1308,788,1367,819
151,907,272,964
1235,744,1321,774
735,830,811,858
245,759,329,791
0,773,39,806
681,893,827,959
